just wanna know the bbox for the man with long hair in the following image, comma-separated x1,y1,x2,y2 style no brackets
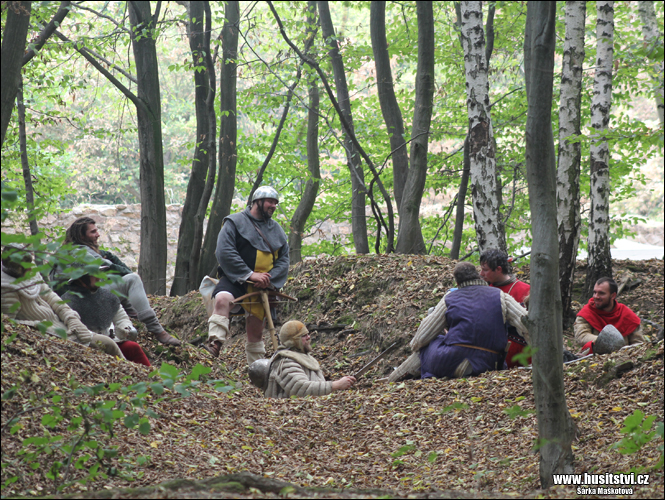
57,217,180,346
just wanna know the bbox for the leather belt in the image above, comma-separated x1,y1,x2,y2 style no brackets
452,343,500,355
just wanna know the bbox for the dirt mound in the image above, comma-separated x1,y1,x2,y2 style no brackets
2,255,664,498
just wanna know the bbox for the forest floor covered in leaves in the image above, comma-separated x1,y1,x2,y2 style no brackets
1,255,664,498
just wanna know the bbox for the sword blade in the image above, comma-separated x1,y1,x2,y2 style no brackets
354,342,397,379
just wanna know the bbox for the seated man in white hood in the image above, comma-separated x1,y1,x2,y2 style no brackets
1,245,124,359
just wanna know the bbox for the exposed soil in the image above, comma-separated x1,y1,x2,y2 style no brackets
1,255,663,498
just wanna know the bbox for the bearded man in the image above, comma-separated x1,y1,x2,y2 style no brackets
264,321,356,398
575,277,645,355
55,217,180,346
206,186,289,365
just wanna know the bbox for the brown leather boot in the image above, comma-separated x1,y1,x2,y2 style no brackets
154,330,181,346
205,339,223,358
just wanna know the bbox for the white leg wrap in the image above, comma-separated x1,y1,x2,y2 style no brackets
208,314,230,343
388,352,421,383
246,341,266,366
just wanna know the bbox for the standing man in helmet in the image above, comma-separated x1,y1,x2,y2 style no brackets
206,186,289,365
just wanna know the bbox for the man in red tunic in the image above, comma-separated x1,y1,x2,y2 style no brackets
575,277,644,355
480,249,530,368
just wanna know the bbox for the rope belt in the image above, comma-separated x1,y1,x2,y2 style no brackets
452,343,500,355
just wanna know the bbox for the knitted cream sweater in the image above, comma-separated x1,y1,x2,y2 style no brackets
1,270,90,343
264,353,333,399
388,281,529,382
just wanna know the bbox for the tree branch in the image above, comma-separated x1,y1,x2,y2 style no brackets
53,30,149,117
22,1,72,66
80,46,137,84
266,0,395,252
152,0,162,27
427,193,458,254
72,2,131,33
242,13,318,206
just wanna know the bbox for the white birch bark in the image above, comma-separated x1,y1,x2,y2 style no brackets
460,0,506,253
637,1,664,126
585,0,615,296
556,1,586,317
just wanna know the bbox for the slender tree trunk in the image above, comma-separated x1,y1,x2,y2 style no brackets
557,1,586,325
22,1,71,66
267,1,395,252
16,78,38,236
394,1,434,255
199,0,239,279
1,1,31,148
319,0,369,254
172,0,211,296
128,1,167,295
637,1,664,127
524,2,574,487
289,3,321,265
189,1,217,290
460,1,506,254
584,0,615,299
451,136,470,259
370,1,408,213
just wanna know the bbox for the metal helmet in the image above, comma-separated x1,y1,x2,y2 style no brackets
248,358,272,391
252,186,279,204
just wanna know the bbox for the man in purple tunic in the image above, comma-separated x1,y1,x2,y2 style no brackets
388,262,530,382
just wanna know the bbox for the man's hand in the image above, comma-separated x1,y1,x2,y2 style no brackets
70,323,92,345
577,341,594,357
249,272,272,289
332,376,356,391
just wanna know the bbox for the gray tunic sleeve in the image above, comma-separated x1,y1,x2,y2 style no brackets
215,220,254,283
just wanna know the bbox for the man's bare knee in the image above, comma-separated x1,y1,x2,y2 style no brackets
213,292,233,315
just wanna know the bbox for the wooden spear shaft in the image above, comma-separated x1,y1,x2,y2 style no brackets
260,290,279,350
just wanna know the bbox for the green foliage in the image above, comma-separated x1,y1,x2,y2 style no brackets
503,404,535,420
511,345,537,368
612,409,661,454
439,401,470,414
0,356,236,494
3,1,662,262
611,409,664,473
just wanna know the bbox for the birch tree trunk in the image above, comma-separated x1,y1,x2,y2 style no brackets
460,1,506,254
128,1,168,295
556,1,586,324
319,0,369,254
289,1,321,265
394,1,434,254
584,0,615,299
637,1,664,127
524,2,575,487
199,0,239,280
370,1,409,213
